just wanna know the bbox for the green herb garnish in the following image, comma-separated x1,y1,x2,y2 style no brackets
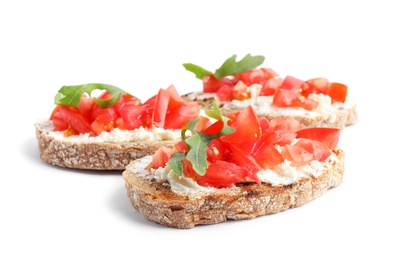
168,101,235,176
183,54,265,80
54,83,135,109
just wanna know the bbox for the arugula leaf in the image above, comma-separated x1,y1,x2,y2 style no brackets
185,134,209,175
182,63,213,80
171,101,236,176
54,83,134,109
183,53,265,80
167,152,185,176
214,54,265,78
204,101,236,137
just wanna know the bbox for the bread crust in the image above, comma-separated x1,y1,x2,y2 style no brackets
123,148,345,228
182,92,358,130
35,121,177,170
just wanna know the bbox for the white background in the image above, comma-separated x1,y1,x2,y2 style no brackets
1,0,392,259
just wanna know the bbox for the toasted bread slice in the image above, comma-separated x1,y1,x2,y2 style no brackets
35,120,179,170
123,148,345,229
182,92,358,130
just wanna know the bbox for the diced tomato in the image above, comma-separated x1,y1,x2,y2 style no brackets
260,77,283,96
206,139,228,162
279,75,305,91
118,105,148,130
64,126,79,137
253,144,284,170
196,160,260,188
152,88,170,128
202,74,235,93
113,94,141,112
260,68,279,79
166,84,187,109
304,78,329,96
55,106,91,134
327,82,347,103
145,146,174,170
164,102,200,129
261,130,297,146
258,117,272,133
234,69,265,86
270,117,306,132
225,143,260,173
151,85,199,129
281,138,332,166
215,85,233,102
232,81,250,101
52,116,68,131
296,127,340,150
90,107,119,135
174,140,188,153
272,88,299,107
220,105,261,143
78,94,95,117
291,96,319,110
50,105,61,120
194,116,213,133
203,120,224,135
182,158,200,181
272,76,320,110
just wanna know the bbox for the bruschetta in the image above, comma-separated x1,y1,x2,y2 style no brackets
182,54,358,130
123,101,345,228
35,83,200,170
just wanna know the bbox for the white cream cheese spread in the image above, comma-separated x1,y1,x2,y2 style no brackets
128,151,339,196
36,119,181,143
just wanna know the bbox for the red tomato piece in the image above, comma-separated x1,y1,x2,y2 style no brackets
235,69,265,86
78,94,95,117
146,146,174,170
215,85,233,102
164,101,200,129
166,84,187,111
232,81,250,101
152,88,170,128
202,74,235,93
253,143,284,170
261,130,297,146
203,120,224,135
118,105,149,130
55,106,92,134
260,68,279,79
52,116,68,131
260,77,283,96
220,105,261,144
280,75,305,91
270,117,306,132
327,82,347,103
281,138,332,166
90,107,119,135
272,88,299,107
296,127,340,150
291,96,319,110
304,78,329,96
174,140,188,153
226,143,261,173
196,160,260,188
206,139,228,162
50,105,61,120
194,116,213,133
